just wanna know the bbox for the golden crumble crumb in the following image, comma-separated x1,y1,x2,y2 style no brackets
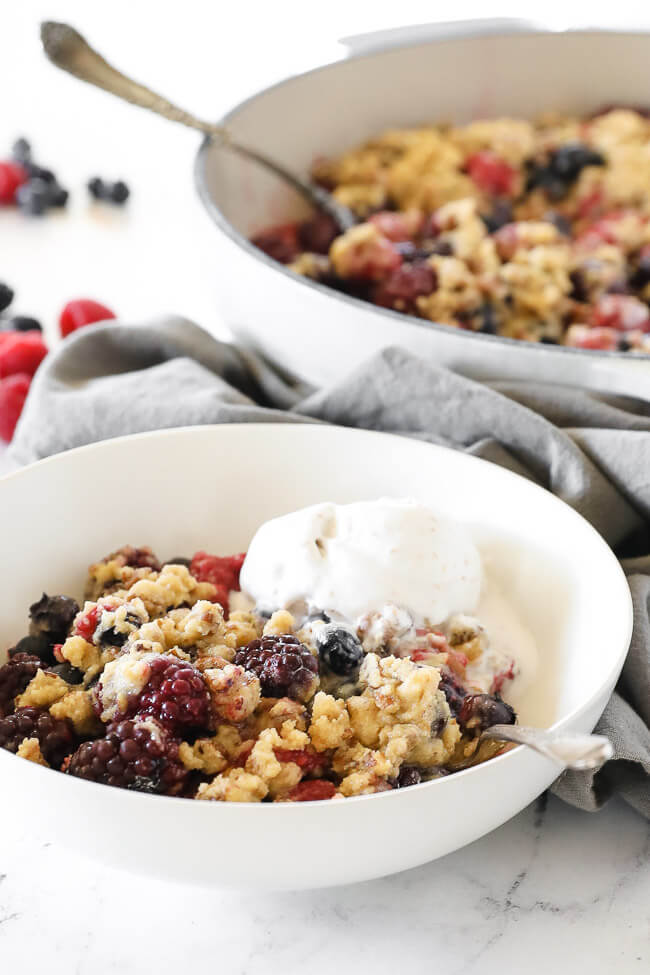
203,663,261,723
309,691,353,752
16,670,69,709
50,689,102,736
196,767,268,802
178,738,228,775
262,610,295,636
222,610,262,649
16,737,49,767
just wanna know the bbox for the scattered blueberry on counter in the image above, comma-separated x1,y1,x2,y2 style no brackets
87,177,130,204
0,137,130,214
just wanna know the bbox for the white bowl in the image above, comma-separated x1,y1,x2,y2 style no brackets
196,24,650,401
0,424,631,889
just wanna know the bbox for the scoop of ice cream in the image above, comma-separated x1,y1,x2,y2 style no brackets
240,499,482,625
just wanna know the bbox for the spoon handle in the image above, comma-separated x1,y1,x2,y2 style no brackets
481,724,614,771
41,22,224,138
40,22,356,230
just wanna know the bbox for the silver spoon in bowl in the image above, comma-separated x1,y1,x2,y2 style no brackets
481,724,613,771
39,21,357,233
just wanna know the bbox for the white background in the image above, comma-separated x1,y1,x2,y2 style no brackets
2,3,650,973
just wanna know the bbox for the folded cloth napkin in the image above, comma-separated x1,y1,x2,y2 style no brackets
8,315,650,818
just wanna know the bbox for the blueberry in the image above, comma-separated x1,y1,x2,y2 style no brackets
48,183,69,208
394,766,422,789
478,303,498,334
458,693,516,733
109,180,129,204
5,316,42,333
630,255,650,290
47,662,84,684
87,177,105,199
482,200,513,233
317,626,363,676
16,178,50,216
618,338,632,352
526,143,604,199
0,283,14,313
539,336,559,345
8,634,53,662
11,137,31,164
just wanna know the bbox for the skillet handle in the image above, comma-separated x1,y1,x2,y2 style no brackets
339,17,550,55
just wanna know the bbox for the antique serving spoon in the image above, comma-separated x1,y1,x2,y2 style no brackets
481,724,614,770
40,21,356,232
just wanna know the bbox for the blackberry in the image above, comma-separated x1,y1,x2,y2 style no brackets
9,634,53,663
29,593,79,644
235,634,319,702
129,656,212,732
439,671,468,719
316,626,363,676
48,183,69,208
67,718,188,794
0,282,14,313
24,164,56,184
0,706,76,766
394,766,422,789
109,180,129,204
458,693,516,734
87,177,104,199
0,653,41,717
86,178,129,204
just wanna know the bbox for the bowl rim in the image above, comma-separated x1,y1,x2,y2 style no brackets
0,422,633,807
194,25,650,368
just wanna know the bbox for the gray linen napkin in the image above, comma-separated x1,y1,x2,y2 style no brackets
8,315,650,818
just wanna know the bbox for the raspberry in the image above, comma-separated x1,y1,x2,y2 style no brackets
316,626,363,676
288,780,337,801
0,373,31,441
190,551,245,613
589,294,650,332
274,747,323,774
251,223,301,264
129,656,211,732
372,262,436,312
74,605,102,642
0,161,28,204
67,717,188,794
29,593,79,644
0,653,41,717
0,706,76,766
0,332,47,379
458,693,516,734
235,634,319,702
466,151,516,196
439,670,468,718
59,299,116,338
565,324,619,351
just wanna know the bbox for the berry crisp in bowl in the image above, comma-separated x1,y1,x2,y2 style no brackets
1,501,522,804
0,425,631,888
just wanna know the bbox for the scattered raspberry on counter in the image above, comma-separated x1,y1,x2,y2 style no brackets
0,373,31,442
59,299,116,338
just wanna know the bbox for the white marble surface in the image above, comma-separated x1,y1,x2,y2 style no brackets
0,793,648,972
2,2,650,970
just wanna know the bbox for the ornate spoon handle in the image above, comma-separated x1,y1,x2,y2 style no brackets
482,724,614,770
40,21,356,230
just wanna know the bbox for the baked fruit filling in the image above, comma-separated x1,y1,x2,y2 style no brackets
252,107,650,352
